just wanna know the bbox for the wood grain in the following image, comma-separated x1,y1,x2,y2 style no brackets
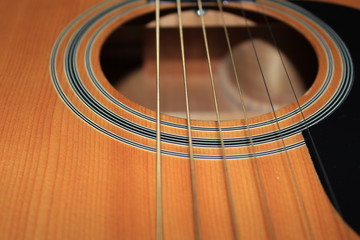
0,0,359,239
298,0,360,10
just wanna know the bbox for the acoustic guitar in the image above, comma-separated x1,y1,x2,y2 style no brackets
0,0,359,239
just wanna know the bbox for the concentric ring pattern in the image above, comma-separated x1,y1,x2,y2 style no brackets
50,0,353,159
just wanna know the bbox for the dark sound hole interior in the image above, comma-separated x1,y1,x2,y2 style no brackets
100,7,318,120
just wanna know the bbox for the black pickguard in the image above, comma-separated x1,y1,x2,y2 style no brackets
290,1,360,234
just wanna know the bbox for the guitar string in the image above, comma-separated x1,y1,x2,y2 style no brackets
175,0,202,239
155,0,163,239
238,2,315,239
256,0,349,238
215,1,276,239
196,0,240,239
259,0,344,216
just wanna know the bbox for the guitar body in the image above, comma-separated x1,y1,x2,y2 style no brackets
0,0,359,239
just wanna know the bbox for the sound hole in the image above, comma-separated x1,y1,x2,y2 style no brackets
100,7,318,120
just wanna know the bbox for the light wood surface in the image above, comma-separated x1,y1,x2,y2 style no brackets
0,0,359,239
297,0,360,10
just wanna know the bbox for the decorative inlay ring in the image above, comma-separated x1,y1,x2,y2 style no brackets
50,0,353,159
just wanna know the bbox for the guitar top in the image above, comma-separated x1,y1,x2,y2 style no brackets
0,0,359,239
